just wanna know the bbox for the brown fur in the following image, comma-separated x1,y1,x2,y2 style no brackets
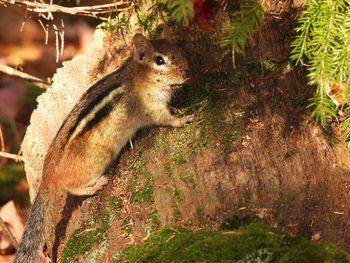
15,33,193,263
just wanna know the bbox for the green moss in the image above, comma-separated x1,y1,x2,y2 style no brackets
172,155,186,165
172,187,183,203
62,197,127,262
164,164,174,178
62,211,112,263
153,131,169,153
148,210,161,231
183,219,194,228
131,177,154,204
172,71,245,155
273,240,350,263
123,218,133,237
128,157,147,176
126,175,138,192
173,207,181,222
178,173,196,189
196,206,205,223
115,222,350,263
85,242,109,263
151,70,246,163
109,196,123,215
221,210,263,230
126,156,154,204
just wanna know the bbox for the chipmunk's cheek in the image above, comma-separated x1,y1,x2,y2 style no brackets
182,69,190,81
176,72,189,84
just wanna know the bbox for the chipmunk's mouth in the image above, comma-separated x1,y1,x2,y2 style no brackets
170,76,190,90
170,83,184,90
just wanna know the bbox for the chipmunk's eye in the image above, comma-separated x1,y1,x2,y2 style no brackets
154,56,165,66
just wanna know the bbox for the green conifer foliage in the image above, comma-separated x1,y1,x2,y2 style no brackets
221,0,265,52
167,0,195,23
291,0,350,129
165,0,264,50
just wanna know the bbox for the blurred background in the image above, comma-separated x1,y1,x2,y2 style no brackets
0,2,98,260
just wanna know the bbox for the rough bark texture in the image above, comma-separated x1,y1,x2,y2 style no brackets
21,0,350,262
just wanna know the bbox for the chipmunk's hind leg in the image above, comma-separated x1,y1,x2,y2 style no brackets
67,175,109,196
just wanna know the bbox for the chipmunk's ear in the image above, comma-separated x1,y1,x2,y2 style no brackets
133,33,153,64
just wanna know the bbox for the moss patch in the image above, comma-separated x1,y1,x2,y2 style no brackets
109,196,123,215
130,176,154,204
127,156,155,204
62,197,122,263
62,212,110,263
221,210,264,230
114,222,350,263
147,210,161,232
178,172,196,188
151,70,245,166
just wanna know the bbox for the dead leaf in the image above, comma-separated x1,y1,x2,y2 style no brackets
311,232,321,241
327,81,348,108
0,201,24,252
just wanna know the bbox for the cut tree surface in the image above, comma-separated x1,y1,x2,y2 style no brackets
21,0,350,262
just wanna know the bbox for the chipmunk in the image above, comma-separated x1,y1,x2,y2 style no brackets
14,33,193,263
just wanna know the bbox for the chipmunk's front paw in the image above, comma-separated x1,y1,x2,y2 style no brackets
173,114,195,127
169,106,181,114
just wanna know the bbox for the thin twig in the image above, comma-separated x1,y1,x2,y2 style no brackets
0,64,50,87
0,151,23,161
60,19,64,56
53,24,60,62
0,126,4,152
38,19,49,45
0,216,19,249
0,0,132,20
231,45,236,70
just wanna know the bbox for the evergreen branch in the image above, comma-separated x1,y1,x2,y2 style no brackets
308,82,337,126
167,0,194,23
340,117,350,142
290,1,319,64
221,0,265,52
333,7,350,82
291,0,350,130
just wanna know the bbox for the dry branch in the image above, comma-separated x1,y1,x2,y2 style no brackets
0,151,23,161
0,0,132,20
0,216,19,249
0,64,50,87
0,126,4,152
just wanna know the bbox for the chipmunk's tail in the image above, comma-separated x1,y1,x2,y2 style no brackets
14,185,51,263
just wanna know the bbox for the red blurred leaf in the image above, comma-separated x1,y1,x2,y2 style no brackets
193,0,225,30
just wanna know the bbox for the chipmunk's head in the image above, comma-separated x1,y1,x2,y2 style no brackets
132,33,189,90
